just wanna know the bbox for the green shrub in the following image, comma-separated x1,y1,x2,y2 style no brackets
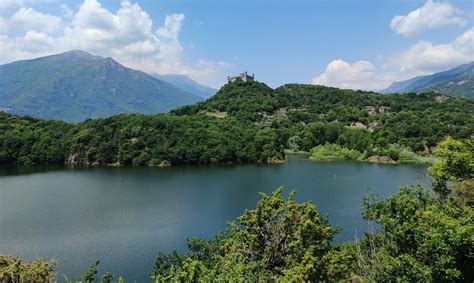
309,143,363,161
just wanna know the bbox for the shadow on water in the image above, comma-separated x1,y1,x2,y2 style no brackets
0,164,68,177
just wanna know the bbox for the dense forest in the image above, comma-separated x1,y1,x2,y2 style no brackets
1,80,473,166
1,137,472,281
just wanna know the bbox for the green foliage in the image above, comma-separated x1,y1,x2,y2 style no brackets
1,82,473,167
0,255,57,282
359,185,474,281
174,82,474,154
450,179,474,207
0,112,72,165
301,122,344,150
151,188,339,281
367,143,426,163
173,80,277,122
83,260,100,283
309,143,363,161
337,128,372,152
0,112,282,166
429,137,474,182
287,135,302,151
149,185,473,281
428,137,474,200
100,272,114,283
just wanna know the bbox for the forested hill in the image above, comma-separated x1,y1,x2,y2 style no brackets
174,81,472,124
174,81,473,147
1,81,473,166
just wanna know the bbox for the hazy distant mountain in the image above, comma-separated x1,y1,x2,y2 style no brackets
0,50,202,121
154,74,217,99
382,62,474,98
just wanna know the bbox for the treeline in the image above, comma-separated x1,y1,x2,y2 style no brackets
0,112,283,166
175,81,473,151
1,80,473,166
1,138,472,281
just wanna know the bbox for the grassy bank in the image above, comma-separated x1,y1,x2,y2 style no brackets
309,144,364,161
283,149,310,155
307,143,436,164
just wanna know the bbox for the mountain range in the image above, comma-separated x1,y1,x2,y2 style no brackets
0,50,206,121
0,51,471,122
382,62,474,98
154,74,217,99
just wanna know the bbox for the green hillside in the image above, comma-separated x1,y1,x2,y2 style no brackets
383,62,474,98
1,80,472,166
0,51,202,121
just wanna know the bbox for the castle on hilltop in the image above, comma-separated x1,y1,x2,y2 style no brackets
227,71,254,83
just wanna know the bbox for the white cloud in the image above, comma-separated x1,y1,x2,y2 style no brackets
0,17,7,34
157,14,185,40
8,7,62,35
313,28,474,90
391,27,474,74
0,0,229,87
311,60,399,90
60,4,73,19
390,0,466,36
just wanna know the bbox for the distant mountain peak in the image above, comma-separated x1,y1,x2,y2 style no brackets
154,74,217,99
0,51,202,121
65,50,94,56
55,50,101,60
382,62,474,98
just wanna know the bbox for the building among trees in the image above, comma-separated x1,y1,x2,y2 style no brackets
227,71,255,83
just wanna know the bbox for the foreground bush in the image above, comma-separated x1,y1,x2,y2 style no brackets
150,186,473,282
358,185,473,281
151,188,342,281
0,256,57,282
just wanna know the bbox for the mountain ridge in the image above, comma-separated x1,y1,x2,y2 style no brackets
382,62,474,98
0,50,203,121
153,74,217,99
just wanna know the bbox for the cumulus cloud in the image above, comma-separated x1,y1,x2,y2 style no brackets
311,60,400,90
313,28,474,90
8,7,62,35
60,4,73,19
391,27,474,74
0,0,228,86
390,0,466,36
0,17,7,34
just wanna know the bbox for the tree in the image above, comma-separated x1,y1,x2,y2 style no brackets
151,188,339,281
359,185,473,281
83,260,100,283
337,128,372,152
428,137,474,201
288,135,302,151
101,272,114,283
0,256,57,282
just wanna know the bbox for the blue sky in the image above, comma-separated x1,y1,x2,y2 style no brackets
0,0,472,89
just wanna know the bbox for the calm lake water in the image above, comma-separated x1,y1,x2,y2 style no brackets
0,155,429,281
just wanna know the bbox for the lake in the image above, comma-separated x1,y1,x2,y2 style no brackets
0,155,429,281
